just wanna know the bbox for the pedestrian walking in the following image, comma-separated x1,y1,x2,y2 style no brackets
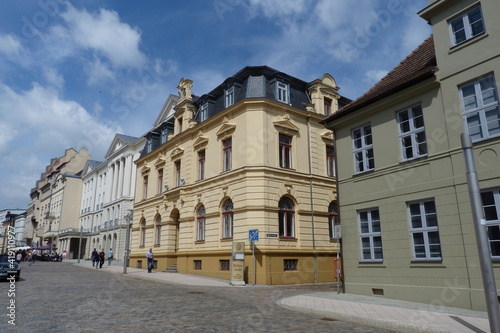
107,248,113,266
146,248,154,273
27,251,33,265
99,249,105,268
16,251,22,264
91,248,98,267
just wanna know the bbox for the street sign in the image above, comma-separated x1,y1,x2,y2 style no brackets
266,233,278,237
249,229,259,242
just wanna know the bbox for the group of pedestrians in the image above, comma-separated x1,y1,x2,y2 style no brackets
91,248,113,269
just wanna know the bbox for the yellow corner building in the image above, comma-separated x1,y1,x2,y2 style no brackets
129,66,350,285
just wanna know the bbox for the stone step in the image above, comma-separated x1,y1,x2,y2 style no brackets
163,264,178,273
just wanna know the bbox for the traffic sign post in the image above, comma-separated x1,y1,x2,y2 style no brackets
249,229,259,285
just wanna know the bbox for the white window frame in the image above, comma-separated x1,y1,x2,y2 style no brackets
225,86,234,108
278,197,295,238
197,206,206,242
222,199,234,239
408,200,442,261
481,188,500,259
352,124,374,174
276,82,289,104
460,74,500,142
326,145,335,177
161,128,168,144
198,150,205,180
448,5,485,46
358,209,383,262
155,216,161,245
223,138,232,172
397,105,428,161
200,103,208,122
279,134,292,169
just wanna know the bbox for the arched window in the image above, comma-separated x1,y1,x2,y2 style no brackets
197,205,206,241
279,197,295,238
155,215,162,245
222,199,234,239
328,202,339,239
140,219,146,247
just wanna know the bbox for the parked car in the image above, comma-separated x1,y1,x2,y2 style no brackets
0,254,21,281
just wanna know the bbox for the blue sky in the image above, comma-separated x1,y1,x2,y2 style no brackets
0,0,431,209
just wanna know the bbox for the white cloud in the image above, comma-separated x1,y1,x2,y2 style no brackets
43,68,65,89
247,0,307,19
0,82,119,158
86,57,115,86
59,4,146,68
0,33,22,56
364,70,388,85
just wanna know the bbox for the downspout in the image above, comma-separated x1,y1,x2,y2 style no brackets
332,128,344,293
306,116,317,284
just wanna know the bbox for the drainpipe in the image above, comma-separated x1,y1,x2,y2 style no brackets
306,116,317,284
333,128,344,293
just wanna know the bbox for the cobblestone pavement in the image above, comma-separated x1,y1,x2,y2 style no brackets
0,261,398,333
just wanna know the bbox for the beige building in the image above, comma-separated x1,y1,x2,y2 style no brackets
27,148,91,253
129,66,350,285
324,0,500,311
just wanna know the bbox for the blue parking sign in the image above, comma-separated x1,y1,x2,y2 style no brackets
249,229,259,242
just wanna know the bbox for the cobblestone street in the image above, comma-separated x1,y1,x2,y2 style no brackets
0,261,396,333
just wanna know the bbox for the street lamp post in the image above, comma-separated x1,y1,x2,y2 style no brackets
122,210,133,274
461,133,500,333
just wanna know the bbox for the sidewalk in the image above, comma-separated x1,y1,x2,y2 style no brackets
68,259,492,333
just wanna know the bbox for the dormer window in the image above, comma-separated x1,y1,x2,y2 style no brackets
277,82,289,104
146,138,153,153
200,103,208,122
225,86,235,108
449,5,485,46
161,128,168,144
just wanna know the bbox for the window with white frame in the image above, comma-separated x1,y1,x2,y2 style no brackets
326,145,335,177
143,176,148,199
449,5,485,46
146,138,153,153
408,200,442,260
279,134,292,169
278,197,295,238
481,189,500,258
460,74,500,142
200,103,208,122
222,199,234,239
140,219,146,247
198,150,205,180
161,128,168,144
225,86,234,108
155,216,161,245
397,105,428,161
197,205,206,241
276,82,289,104
157,169,163,194
175,160,181,187
223,138,232,171
352,125,374,173
359,209,383,261
328,202,339,239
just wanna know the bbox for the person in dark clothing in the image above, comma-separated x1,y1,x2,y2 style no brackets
91,248,98,267
99,249,105,268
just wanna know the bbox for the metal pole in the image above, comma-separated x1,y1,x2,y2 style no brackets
77,226,83,263
336,237,340,293
122,211,132,274
461,133,500,333
252,241,255,286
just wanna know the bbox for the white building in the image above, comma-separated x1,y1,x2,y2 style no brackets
79,133,147,260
